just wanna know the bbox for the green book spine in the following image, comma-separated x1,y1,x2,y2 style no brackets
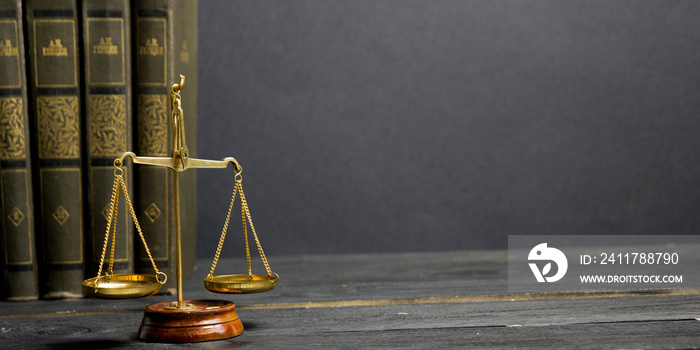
81,0,133,277
0,0,39,301
25,0,84,299
132,0,197,292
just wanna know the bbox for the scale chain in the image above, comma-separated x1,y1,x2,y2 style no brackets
240,180,251,275
108,183,119,275
207,170,274,278
238,179,273,276
96,172,121,279
207,179,238,278
94,162,166,284
118,173,166,283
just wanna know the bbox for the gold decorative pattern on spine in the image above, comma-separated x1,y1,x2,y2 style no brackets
137,94,168,156
37,96,80,159
0,97,26,159
89,95,126,156
8,207,25,226
52,205,70,225
144,203,161,222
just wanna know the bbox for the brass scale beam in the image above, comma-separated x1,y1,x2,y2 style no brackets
118,75,239,309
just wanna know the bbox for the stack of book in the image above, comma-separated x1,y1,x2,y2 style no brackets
0,0,198,300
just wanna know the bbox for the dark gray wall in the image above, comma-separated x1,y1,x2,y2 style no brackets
196,0,700,258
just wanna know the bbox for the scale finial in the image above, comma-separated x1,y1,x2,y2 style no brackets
172,74,185,92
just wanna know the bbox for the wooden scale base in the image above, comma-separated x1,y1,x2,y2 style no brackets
138,299,244,343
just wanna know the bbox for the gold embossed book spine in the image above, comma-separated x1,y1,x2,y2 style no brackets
132,0,197,292
81,0,134,277
25,0,84,298
0,0,39,301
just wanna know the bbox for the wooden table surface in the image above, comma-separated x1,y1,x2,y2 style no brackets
1,250,698,349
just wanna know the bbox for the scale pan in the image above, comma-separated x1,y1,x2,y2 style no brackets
82,274,162,299
205,274,279,294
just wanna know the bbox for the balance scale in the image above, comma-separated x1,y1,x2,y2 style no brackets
81,75,279,342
